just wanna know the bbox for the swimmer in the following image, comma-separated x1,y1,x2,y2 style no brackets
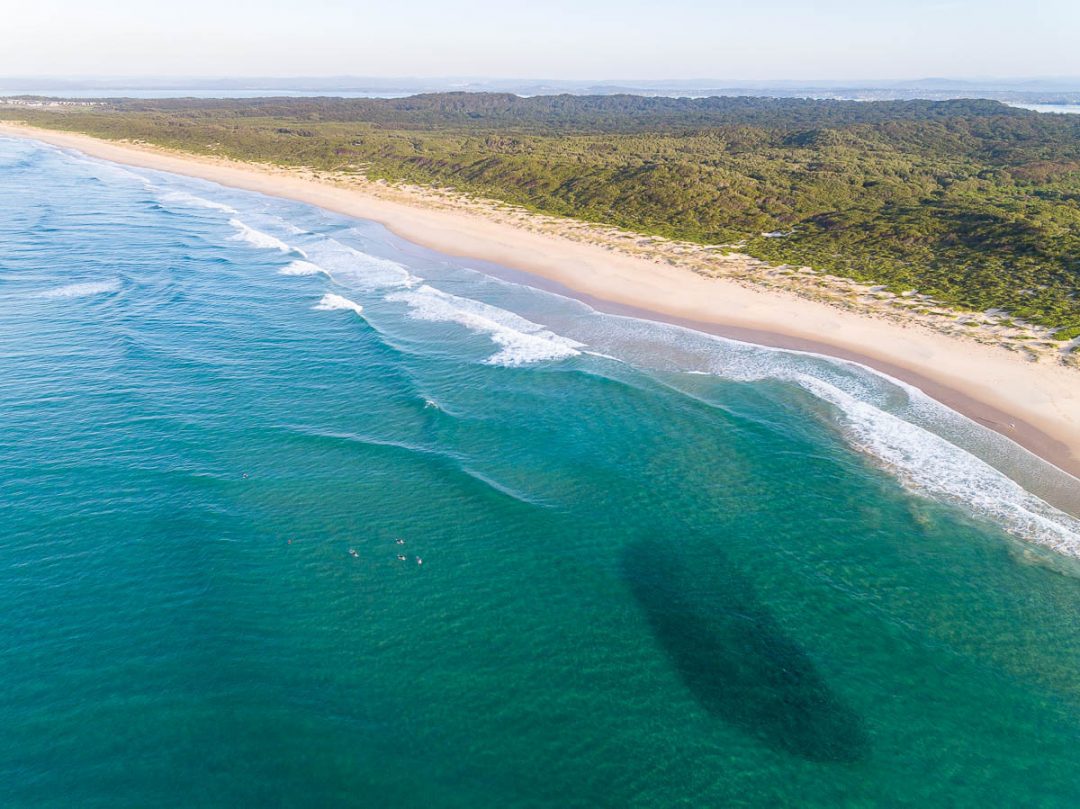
394,538,405,545
416,557,423,566
397,554,407,561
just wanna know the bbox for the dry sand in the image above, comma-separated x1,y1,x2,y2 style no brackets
3,123,1078,481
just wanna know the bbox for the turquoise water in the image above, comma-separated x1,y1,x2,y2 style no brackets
2,136,1079,807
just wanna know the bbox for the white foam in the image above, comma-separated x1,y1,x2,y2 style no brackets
37,279,121,299
303,238,418,290
158,190,236,214
313,293,364,317
387,284,583,367
796,374,1080,556
228,218,302,254
525,308,1079,554
279,260,325,277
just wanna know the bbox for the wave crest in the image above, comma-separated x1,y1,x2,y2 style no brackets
228,218,303,254
279,260,326,276
535,309,1080,555
797,374,1080,557
303,239,418,290
313,293,364,316
387,284,582,367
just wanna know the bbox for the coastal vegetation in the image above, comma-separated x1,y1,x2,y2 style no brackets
5,94,1079,335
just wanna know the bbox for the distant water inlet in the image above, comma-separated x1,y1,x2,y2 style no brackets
622,540,868,764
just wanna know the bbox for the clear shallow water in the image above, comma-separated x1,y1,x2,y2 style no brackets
1,136,1079,807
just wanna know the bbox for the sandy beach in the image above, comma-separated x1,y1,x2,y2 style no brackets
3,122,1078,482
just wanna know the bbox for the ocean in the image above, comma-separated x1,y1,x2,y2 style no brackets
1006,103,1080,115
1,135,1079,807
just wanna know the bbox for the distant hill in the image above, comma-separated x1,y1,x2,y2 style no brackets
3,76,1080,102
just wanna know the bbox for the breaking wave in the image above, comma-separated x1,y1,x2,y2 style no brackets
228,218,303,254
518,307,1080,555
313,293,364,317
279,260,326,276
795,375,1080,557
302,238,418,290
387,284,583,367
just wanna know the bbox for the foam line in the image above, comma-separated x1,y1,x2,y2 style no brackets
387,284,582,367
796,375,1080,556
503,304,1080,553
279,260,326,276
228,218,302,254
302,238,419,290
313,293,364,316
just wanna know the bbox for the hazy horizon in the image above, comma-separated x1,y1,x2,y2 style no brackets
3,74,1080,84
6,0,1079,80
5,73,1080,104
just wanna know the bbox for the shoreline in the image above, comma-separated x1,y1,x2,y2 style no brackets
3,122,1079,483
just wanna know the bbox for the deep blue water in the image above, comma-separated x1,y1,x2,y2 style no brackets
1,136,1079,807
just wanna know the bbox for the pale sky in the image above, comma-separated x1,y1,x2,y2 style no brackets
4,0,1079,80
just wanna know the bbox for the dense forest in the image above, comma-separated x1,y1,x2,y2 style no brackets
5,94,1079,337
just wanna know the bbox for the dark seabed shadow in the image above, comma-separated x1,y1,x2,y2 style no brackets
622,540,868,763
